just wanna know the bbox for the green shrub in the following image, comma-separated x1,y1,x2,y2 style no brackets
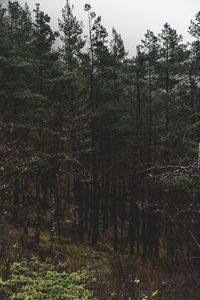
0,258,92,300
161,173,194,191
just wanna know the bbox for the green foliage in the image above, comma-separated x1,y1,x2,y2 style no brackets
1,3,200,295
0,259,92,300
161,173,194,190
59,0,85,70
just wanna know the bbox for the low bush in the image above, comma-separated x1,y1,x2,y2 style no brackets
0,258,92,300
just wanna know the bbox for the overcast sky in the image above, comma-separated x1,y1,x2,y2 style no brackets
4,0,200,56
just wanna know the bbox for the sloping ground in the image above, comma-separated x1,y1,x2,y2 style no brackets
0,228,200,300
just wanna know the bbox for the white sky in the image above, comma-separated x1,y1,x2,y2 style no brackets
3,0,200,56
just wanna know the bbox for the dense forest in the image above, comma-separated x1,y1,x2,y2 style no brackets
1,1,200,299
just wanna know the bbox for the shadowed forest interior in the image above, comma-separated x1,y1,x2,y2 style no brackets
1,1,200,299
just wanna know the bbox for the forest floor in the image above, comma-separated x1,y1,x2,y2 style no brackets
0,225,200,299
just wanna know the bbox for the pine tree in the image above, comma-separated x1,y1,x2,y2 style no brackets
158,23,184,135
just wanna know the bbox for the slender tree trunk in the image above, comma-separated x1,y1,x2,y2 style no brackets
13,180,19,224
35,181,41,246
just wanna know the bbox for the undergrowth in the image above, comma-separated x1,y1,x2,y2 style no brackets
0,258,92,300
